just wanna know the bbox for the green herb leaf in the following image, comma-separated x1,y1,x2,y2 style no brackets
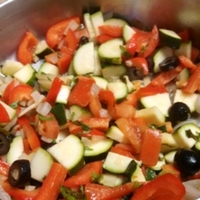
74,121,91,131
91,172,102,183
60,186,86,200
145,168,156,181
38,114,54,121
84,146,93,151
9,101,19,109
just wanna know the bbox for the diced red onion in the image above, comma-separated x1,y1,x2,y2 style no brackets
90,83,100,95
91,135,106,142
0,186,11,200
183,179,200,200
4,116,18,131
41,136,53,143
36,101,52,116
63,20,79,35
100,108,110,118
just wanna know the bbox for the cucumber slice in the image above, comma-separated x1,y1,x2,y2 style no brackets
69,105,92,121
93,49,102,76
153,46,173,73
47,134,84,174
173,89,199,112
173,123,200,149
150,153,165,171
102,65,127,81
140,92,171,116
92,76,108,90
73,42,94,75
160,133,179,153
123,24,136,42
38,62,59,76
164,150,177,164
55,85,71,104
106,125,130,144
107,81,128,101
104,18,127,27
177,68,190,81
135,106,165,126
90,11,104,36
51,103,67,126
6,136,24,165
13,64,36,86
159,29,182,49
34,40,54,58
1,60,24,76
81,137,113,157
103,151,133,174
83,13,96,40
30,147,53,182
174,41,192,59
123,75,134,93
98,38,123,64
99,173,124,187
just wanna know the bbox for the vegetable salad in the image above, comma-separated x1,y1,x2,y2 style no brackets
0,9,200,200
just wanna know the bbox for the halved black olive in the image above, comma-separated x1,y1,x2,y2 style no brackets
0,133,10,155
8,159,31,188
159,56,180,72
78,36,89,47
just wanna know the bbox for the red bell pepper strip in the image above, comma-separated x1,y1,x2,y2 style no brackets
7,84,33,105
3,180,39,200
150,64,185,86
85,182,140,200
131,173,185,200
139,128,162,166
36,113,60,139
17,31,38,65
115,118,142,154
98,89,115,107
97,33,116,44
63,161,103,187
34,162,67,200
89,94,102,117
182,64,200,93
17,115,41,150
179,55,196,72
46,16,80,48
0,102,11,123
46,77,63,104
68,76,95,107
98,25,123,37
110,146,135,159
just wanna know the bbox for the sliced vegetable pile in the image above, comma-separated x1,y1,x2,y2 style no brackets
1,9,200,200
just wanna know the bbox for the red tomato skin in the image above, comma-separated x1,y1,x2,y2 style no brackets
98,25,123,37
131,173,186,200
46,16,80,48
17,31,38,65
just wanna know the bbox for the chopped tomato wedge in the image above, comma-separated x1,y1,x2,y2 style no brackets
2,80,17,103
110,146,135,159
36,113,60,139
115,102,136,118
178,55,196,72
89,94,102,117
97,33,116,44
139,128,161,166
177,28,189,42
115,118,142,154
7,84,33,105
125,34,137,55
68,76,95,107
123,92,138,107
46,16,80,48
17,31,38,65
136,84,167,98
0,160,10,176
131,173,185,200
81,117,110,131
0,102,11,123
126,57,149,75
85,182,139,200
98,89,115,107
98,25,123,37
46,77,63,105
63,161,102,187
182,64,200,93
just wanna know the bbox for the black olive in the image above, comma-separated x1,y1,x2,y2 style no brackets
174,149,200,176
126,67,145,81
159,56,180,72
8,159,31,188
0,133,10,155
168,102,191,122
78,36,89,47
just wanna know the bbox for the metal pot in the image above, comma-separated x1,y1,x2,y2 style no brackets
1,0,200,62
